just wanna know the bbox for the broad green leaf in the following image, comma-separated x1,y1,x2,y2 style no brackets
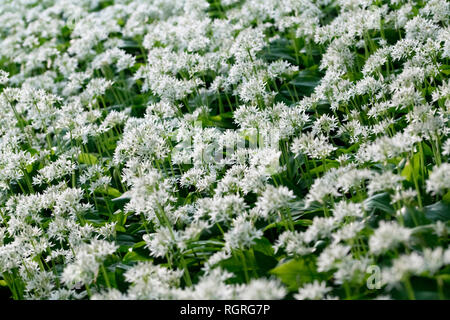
288,69,321,96
253,250,278,276
440,64,450,75
424,201,450,222
116,233,139,252
252,237,274,256
95,186,122,198
402,206,430,228
308,161,339,175
112,190,132,203
270,258,319,291
115,225,126,233
401,153,421,182
123,251,152,264
442,191,450,204
78,153,98,165
437,274,450,282
364,192,395,215
336,143,360,155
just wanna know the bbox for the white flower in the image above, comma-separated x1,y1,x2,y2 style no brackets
236,279,287,300
294,281,332,300
252,185,295,219
426,163,450,195
224,216,263,252
143,227,178,258
317,243,351,272
0,70,9,84
292,132,337,159
369,221,412,255
61,240,117,287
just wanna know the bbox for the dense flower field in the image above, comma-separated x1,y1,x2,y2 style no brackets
0,0,449,300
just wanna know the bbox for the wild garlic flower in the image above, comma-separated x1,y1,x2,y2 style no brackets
62,240,117,287
426,163,450,195
294,281,332,300
369,221,412,255
224,216,263,252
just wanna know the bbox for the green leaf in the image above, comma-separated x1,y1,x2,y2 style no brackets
183,240,224,258
219,247,278,282
253,250,278,276
290,71,321,88
336,143,360,155
442,191,450,204
95,187,122,198
132,241,147,249
264,219,312,231
0,280,7,287
308,161,339,175
270,258,319,291
115,225,126,233
424,201,450,222
440,64,450,76
26,164,33,173
123,251,152,264
364,192,395,215
252,237,274,256
116,233,139,252
260,38,298,64
401,153,420,182
112,190,132,204
78,153,98,165
437,274,450,282
402,206,431,228
288,69,321,96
